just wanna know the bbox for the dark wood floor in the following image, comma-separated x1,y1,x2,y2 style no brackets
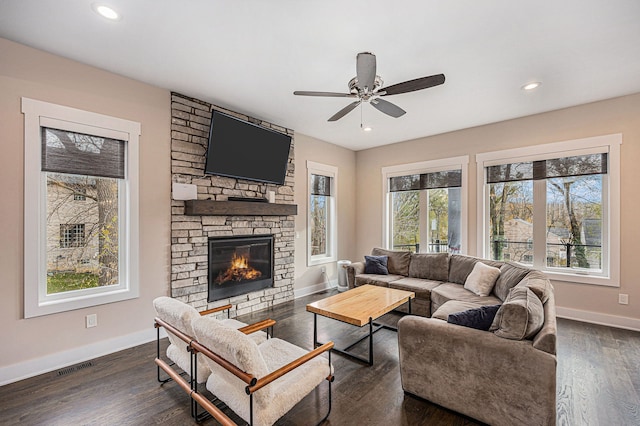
1,290,638,426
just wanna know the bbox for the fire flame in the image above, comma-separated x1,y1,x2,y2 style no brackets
215,253,262,284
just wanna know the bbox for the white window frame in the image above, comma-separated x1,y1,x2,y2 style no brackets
381,156,470,253
22,98,140,317
476,134,621,287
307,161,338,266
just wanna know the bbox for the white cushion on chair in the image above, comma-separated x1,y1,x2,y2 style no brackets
193,316,332,426
153,297,267,384
154,296,210,382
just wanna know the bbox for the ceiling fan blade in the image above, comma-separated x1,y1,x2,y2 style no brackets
356,52,376,91
293,91,356,97
370,98,406,118
328,101,361,122
380,73,445,96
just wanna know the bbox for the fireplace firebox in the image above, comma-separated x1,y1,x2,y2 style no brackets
208,235,274,302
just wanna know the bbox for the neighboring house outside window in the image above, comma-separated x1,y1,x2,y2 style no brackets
59,224,86,248
22,98,140,317
476,134,621,287
307,161,337,266
382,156,469,254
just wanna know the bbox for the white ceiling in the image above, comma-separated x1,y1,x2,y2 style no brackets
1,0,640,151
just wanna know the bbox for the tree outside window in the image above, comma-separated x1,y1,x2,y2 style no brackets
486,153,606,272
307,163,337,266
43,128,122,294
389,169,462,253
310,191,328,256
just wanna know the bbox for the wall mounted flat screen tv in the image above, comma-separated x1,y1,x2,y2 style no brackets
204,110,292,185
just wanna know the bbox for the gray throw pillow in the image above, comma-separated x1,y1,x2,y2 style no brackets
490,286,544,340
364,255,389,275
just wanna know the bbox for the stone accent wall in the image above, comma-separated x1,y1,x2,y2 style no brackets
170,92,295,317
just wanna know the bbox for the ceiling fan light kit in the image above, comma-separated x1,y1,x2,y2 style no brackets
294,52,445,123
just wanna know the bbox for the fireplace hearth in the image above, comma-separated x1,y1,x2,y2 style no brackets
208,235,274,302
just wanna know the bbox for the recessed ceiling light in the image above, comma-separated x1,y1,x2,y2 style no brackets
522,81,542,91
361,124,372,132
92,4,120,20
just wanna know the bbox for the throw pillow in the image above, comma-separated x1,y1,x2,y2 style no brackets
463,262,501,296
490,286,545,340
364,255,389,275
447,304,502,331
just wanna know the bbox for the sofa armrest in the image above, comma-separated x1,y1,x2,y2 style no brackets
398,316,556,426
345,262,364,289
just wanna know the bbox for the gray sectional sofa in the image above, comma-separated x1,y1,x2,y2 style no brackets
346,248,557,426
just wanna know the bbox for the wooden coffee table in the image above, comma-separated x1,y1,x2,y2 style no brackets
306,285,415,365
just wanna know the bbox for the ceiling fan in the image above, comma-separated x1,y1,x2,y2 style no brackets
293,52,445,122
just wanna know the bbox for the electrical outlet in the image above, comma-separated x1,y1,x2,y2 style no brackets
320,266,326,274
618,294,629,305
86,314,98,328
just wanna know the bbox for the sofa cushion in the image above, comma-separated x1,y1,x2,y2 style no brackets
431,282,502,313
364,255,389,275
389,277,442,301
490,286,544,340
354,273,404,287
409,252,450,281
447,304,501,331
431,300,481,321
372,247,411,276
516,270,553,304
448,254,503,285
463,262,501,296
493,262,532,301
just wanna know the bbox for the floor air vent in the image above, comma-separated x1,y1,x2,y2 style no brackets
57,361,93,376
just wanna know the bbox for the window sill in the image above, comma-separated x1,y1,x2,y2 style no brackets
308,256,336,267
26,285,138,318
542,270,618,287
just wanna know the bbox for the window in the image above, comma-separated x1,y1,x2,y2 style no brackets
73,188,87,201
307,161,337,265
60,224,85,248
383,156,469,254
477,134,621,286
22,98,140,317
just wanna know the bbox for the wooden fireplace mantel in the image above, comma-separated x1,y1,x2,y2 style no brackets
184,200,298,216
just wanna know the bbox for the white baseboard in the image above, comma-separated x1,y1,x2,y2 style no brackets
0,327,167,386
294,279,337,299
556,306,640,331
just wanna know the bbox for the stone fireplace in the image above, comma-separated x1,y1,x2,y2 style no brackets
170,93,295,317
208,235,274,302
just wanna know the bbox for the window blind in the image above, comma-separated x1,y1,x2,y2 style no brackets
486,153,607,184
41,127,125,179
311,174,331,196
389,169,461,192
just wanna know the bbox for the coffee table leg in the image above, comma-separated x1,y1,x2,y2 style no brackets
409,298,412,314
368,317,373,365
313,313,318,348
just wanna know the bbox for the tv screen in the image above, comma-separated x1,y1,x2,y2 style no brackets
204,111,292,185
